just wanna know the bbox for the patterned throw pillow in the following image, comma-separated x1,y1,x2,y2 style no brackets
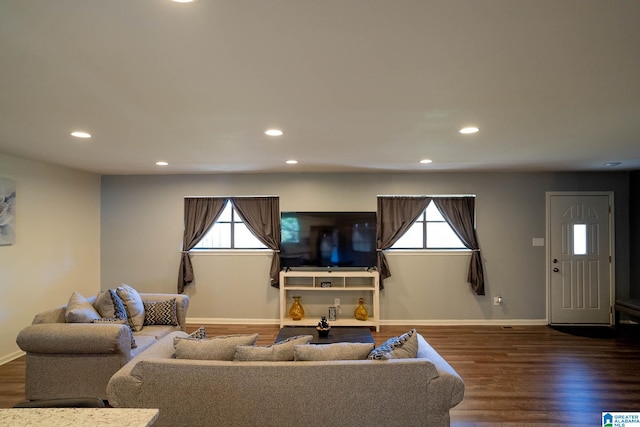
93,317,137,348
143,299,178,326
109,289,129,321
368,329,418,360
173,326,206,347
190,325,206,339
234,335,314,361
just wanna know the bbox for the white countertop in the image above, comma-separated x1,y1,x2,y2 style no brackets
0,408,159,426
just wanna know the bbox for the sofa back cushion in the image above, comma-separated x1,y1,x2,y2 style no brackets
234,335,313,361
293,342,374,361
174,333,259,361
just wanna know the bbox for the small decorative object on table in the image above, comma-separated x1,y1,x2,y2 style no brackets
289,296,304,320
316,316,331,338
354,297,368,321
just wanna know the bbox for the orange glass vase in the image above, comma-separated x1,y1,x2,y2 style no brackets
354,297,368,321
289,296,305,320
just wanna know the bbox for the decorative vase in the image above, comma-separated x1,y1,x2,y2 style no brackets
289,296,304,320
354,297,368,321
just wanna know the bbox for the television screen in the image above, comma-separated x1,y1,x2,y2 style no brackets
280,212,377,269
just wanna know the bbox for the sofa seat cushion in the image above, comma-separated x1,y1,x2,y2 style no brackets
129,335,162,358
134,325,182,340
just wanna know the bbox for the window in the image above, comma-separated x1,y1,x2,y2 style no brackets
390,201,467,250
193,201,267,249
573,224,587,255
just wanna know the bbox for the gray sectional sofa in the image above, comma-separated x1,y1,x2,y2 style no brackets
16,291,189,401
107,330,464,427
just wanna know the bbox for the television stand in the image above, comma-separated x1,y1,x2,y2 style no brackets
279,270,380,332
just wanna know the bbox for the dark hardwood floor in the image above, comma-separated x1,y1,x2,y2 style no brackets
1,324,639,426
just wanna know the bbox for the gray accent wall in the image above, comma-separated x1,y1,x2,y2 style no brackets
100,172,631,324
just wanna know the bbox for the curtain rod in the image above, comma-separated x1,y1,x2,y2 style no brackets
184,195,280,198
377,194,476,198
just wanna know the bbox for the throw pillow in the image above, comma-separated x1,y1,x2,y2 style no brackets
190,325,206,339
234,335,313,361
93,317,137,348
65,292,101,323
368,329,419,360
109,289,129,321
116,284,145,332
174,333,259,361
293,342,374,361
173,325,206,347
143,299,178,326
94,290,116,318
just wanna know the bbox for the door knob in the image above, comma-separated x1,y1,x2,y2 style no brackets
553,267,560,273
553,259,558,263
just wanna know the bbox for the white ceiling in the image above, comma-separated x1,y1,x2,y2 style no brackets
1,0,639,175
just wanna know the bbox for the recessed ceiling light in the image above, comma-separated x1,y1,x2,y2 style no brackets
420,159,433,164
285,160,298,165
603,162,621,167
172,0,197,3
71,131,92,138
265,129,284,136
459,127,479,134
155,161,169,166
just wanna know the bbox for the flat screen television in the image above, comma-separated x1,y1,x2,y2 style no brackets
280,211,377,269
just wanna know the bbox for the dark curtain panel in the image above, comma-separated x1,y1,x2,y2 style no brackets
231,197,281,287
433,197,485,295
376,196,431,289
178,198,227,293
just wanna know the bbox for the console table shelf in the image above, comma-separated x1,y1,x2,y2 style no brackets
279,270,380,332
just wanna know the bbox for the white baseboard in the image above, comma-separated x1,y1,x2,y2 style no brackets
187,317,549,326
0,350,25,366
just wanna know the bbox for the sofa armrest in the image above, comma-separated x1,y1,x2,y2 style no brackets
32,306,66,324
417,333,465,409
17,323,131,354
139,293,189,331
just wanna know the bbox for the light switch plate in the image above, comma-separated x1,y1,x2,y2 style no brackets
532,238,545,247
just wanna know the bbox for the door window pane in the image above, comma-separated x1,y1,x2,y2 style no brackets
573,224,587,255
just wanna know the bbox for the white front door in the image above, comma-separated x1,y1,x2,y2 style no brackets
547,192,614,325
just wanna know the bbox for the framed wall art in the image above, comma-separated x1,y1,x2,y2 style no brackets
0,177,16,245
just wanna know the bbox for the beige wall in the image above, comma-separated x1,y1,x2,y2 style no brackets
0,154,101,363
101,172,630,325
